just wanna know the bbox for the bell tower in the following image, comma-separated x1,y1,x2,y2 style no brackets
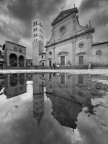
32,12,44,66
32,12,44,42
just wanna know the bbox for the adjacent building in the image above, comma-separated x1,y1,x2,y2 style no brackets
3,41,26,69
91,41,108,66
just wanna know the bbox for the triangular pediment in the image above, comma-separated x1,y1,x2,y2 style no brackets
51,8,78,26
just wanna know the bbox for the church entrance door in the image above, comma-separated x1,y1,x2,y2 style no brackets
49,59,52,67
79,56,83,65
61,56,65,66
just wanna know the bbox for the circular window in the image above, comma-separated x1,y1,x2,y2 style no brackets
96,50,102,56
49,51,52,55
79,43,84,48
59,26,66,35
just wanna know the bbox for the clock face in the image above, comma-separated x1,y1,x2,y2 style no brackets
59,25,66,35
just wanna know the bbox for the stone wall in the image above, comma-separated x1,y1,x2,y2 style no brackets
91,43,108,65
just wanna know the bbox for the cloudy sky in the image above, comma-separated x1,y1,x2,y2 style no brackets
0,0,108,58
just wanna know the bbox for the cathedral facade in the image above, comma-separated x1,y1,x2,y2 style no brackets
45,7,108,68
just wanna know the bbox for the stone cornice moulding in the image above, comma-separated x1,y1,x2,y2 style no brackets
45,27,95,48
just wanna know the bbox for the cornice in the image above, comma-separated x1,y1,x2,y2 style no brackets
45,27,95,48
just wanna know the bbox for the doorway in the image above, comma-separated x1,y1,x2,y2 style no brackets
49,59,52,67
79,56,83,65
60,56,65,66
42,62,44,66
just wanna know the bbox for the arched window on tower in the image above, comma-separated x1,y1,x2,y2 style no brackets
33,22,35,26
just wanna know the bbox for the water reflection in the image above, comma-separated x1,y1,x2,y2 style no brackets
0,73,108,144
4,73,26,98
33,74,45,124
0,75,4,95
46,73,108,129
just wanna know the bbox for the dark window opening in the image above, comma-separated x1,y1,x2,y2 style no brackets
78,75,83,84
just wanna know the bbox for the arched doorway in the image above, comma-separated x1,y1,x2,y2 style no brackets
19,55,24,67
42,62,44,66
9,53,17,67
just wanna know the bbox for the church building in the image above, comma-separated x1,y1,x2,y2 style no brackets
45,6,108,68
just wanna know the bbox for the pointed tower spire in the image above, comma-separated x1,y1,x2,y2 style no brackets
89,20,92,27
35,11,40,19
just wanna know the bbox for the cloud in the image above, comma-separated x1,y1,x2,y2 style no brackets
7,0,65,20
19,38,32,58
65,0,82,9
0,0,67,58
79,0,108,41
0,0,65,45
0,0,108,47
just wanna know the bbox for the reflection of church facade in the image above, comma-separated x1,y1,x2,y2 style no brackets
45,73,108,129
45,7,108,67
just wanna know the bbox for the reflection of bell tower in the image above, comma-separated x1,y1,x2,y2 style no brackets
33,74,44,125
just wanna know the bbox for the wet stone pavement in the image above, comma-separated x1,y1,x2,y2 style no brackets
0,73,108,144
